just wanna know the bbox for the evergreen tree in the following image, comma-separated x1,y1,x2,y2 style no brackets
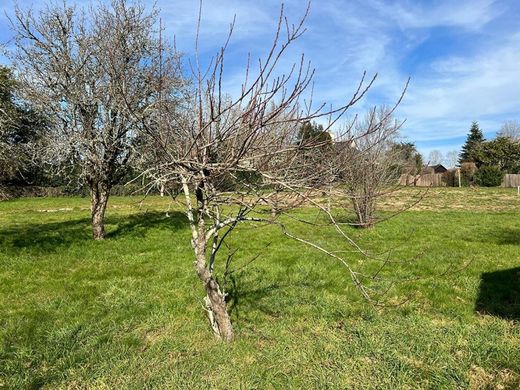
459,121,485,164
297,121,331,145
475,136,520,173
389,141,423,175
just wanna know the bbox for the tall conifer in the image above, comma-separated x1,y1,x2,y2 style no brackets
459,121,485,164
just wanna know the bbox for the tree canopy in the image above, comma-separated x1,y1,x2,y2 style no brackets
297,121,332,145
389,141,423,175
475,136,520,173
11,0,181,239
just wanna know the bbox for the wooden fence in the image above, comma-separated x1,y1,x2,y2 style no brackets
399,173,445,187
501,174,520,188
399,172,520,188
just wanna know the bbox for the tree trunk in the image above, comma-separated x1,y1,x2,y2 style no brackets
90,180,110,240
183,176,234,342
160,181,165,197
271,203,278,218
270,193,279,218
327,185,332,214
194,237,234,342
204,278,234,342
352,198,375,229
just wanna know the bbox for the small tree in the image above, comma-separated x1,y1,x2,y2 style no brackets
142,2,384,341
459,121,485,165
297,121,331,144
460,162,478,186
334,106,405,228
389,141,423,185
10,0,180,239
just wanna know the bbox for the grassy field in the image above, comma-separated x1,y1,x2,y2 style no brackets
0,188,519,389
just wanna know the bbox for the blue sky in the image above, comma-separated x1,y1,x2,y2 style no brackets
1,0,519,159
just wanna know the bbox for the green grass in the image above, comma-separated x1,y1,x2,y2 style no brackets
0,189,519,389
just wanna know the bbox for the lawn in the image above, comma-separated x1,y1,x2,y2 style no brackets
0,188,519,389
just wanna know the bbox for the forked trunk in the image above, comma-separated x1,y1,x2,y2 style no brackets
90,180,110,240
183,176,234,341
352,197,375,229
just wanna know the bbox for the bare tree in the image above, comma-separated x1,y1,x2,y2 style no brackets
444,150,459,168
10,0,180,239
428,149,443,165
497,120,520,141
140,2,382,341
332,106,405,228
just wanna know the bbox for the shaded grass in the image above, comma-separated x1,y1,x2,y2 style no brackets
476,267,520,320
0,190,519,389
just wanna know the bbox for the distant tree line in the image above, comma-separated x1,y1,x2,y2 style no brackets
458,120,520,186
0,66,49,186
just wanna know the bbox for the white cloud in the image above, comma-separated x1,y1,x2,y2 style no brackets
400,32,520,142
368,0,501,31
1,0,518,155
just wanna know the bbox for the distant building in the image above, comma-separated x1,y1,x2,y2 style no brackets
422,164,448,174
333,139,357,150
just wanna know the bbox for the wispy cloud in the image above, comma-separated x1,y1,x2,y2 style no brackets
368,0,501,30
401,31,520,145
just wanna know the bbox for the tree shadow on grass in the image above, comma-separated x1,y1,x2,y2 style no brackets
226,276,289,321
0,211,187,255
106,211,187,239
492,228,520,246
475,267,520,320
225,269,337,323
470,227,520,246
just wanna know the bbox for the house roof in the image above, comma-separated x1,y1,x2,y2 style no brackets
424,164,448,173
427,164,446,170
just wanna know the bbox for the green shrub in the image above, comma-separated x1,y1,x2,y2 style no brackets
475,165,504,187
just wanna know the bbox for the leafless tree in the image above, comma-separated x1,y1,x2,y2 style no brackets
444,150,459,168
138,2,387,341
10,0,181,239
332,106,406,229
428,149,443,166
497,120,520,141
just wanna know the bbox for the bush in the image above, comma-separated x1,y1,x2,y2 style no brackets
475,165,504,187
